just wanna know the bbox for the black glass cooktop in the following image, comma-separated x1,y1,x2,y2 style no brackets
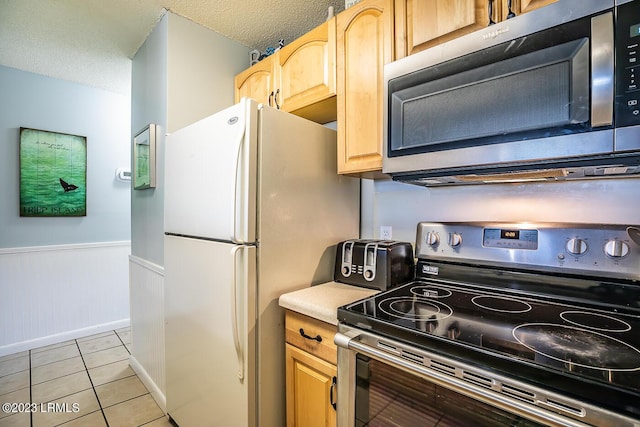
339,277,640,394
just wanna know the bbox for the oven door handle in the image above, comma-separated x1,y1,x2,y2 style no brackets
335,332,592,427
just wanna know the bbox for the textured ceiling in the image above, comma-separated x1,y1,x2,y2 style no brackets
0,0,345,95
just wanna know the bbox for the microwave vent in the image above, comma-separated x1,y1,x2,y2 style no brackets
396,163,640,187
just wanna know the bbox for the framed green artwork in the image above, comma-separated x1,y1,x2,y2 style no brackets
19,128,87,217
133,124,156,190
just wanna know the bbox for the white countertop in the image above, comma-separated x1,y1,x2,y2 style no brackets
279,281,379,325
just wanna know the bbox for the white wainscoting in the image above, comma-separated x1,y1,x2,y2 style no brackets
129,255,166,413
0,242,131,356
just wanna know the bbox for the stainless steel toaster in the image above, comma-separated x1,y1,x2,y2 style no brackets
334,239,415,290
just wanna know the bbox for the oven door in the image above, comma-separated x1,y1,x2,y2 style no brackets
335,326,637,427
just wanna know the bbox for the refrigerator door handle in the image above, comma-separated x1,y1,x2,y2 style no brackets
232,134,244,244
231,246,245,381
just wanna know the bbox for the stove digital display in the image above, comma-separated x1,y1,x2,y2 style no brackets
483,228,538,250
501,230,519,239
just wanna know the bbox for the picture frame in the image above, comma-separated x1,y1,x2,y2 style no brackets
133,124,156,190
19,127,87,217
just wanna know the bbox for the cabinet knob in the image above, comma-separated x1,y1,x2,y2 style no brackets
488,0,496,25
299,328,322,342
330,376,337,410
506,0,516,19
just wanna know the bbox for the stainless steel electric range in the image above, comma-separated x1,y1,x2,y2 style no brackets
336,222,640,427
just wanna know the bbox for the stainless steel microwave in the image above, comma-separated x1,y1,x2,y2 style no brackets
383,0,640,186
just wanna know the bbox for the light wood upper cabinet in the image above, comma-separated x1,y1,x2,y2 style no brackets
395,0,489,58
337,0,394,175
234,19,337,124
234,55,275,106
395,0,557,58
276,18,337,123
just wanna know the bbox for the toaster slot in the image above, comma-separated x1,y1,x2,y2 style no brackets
363,243,378,281
341,241,355,277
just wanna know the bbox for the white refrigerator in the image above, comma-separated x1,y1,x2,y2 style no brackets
163,98,360,427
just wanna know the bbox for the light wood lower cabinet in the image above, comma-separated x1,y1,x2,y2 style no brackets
286,344,337,427
285,311,337,427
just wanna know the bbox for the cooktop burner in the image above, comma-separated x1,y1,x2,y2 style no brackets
378,296,453,321
559,311,632,332
512,323,640,371
471,295,532,313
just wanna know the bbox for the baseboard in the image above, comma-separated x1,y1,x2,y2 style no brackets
130,355,167,414
0,318,130,357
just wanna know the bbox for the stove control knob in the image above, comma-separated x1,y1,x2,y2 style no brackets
566,238,588,255
425,231,440,246
448,232,462,248
604,240,630,258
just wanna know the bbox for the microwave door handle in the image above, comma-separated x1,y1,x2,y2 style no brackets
591,12,614,128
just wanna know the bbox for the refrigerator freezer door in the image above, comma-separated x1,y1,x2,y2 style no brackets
165,98,257,243
165,235,257,427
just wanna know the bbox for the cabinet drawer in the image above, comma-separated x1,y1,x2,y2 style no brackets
286,311,337,365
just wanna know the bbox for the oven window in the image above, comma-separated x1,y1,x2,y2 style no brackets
355,355,545,427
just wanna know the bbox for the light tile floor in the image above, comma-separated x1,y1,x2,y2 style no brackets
0,328,172,427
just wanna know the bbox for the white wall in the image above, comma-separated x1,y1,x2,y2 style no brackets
129,12,249,409
131,12,250,266
130,14,169,267
362,178,640,242
0,65,131,354
0,65,131,248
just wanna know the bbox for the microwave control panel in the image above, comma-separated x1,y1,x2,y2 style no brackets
616,1,640,127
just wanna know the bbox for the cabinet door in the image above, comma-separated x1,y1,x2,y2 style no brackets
234,56,275,106
337,0,394,175
395,0,489,58
277,18,337,123
501,0,557,20
286,344,337,427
